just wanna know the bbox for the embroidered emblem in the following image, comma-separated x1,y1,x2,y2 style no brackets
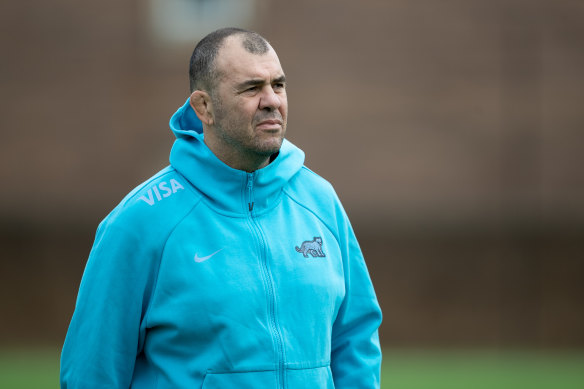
295,237,326,258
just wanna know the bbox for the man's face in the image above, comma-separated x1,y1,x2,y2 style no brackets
208,36,288,164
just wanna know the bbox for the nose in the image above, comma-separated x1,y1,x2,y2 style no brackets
259,86,281,111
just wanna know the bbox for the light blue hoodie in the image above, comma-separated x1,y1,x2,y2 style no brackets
60,99,382,388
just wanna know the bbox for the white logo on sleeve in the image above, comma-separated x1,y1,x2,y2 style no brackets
139,178,185,206
194,249,223,263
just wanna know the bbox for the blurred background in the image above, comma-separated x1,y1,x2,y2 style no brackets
1,0,583,387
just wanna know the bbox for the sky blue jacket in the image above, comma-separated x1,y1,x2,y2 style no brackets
60,99,382,388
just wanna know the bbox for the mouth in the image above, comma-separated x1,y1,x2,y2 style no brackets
256,119,283,131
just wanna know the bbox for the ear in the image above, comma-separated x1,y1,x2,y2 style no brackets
189,90,214,126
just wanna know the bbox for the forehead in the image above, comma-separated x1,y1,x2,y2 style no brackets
215,36,284,84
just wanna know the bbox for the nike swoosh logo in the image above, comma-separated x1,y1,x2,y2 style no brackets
194,249,223,263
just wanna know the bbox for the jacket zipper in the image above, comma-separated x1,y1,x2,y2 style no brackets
247,173,255,212
246,173,286,388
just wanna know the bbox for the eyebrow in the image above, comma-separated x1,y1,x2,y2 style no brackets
237,75,286,90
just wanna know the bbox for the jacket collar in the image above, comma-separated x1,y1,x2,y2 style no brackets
168,98,305,215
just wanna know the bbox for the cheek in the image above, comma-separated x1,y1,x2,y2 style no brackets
241,101,259,118
279,99,288,118
223,104,255,127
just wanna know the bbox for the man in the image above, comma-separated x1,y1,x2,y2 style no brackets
61,27,382,388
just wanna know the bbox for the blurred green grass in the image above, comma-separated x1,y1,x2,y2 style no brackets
0,348,60,389
1,347,583,388
382,349,584,389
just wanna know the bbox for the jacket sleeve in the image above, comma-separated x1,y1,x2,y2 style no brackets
330,205,383,388
60,215,160,388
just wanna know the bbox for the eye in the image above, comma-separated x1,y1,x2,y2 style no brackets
273,83,285,90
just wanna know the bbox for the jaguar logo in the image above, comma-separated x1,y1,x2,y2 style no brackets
295,237,326,258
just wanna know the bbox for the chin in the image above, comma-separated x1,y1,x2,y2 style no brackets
257,146,281,157
256,135,284,154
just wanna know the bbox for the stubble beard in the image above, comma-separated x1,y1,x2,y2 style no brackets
213,100,286,159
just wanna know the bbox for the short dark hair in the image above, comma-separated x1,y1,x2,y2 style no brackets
189,28,270,93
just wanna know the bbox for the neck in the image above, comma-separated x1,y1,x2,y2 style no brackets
203,136,272,173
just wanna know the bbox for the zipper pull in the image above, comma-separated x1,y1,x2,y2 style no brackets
247,173,255,212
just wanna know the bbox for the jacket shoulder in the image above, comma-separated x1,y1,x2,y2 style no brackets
284,166,347,233
100,166,201,236
287,166,336,196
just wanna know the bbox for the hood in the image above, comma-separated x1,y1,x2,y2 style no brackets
168,98,305,215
